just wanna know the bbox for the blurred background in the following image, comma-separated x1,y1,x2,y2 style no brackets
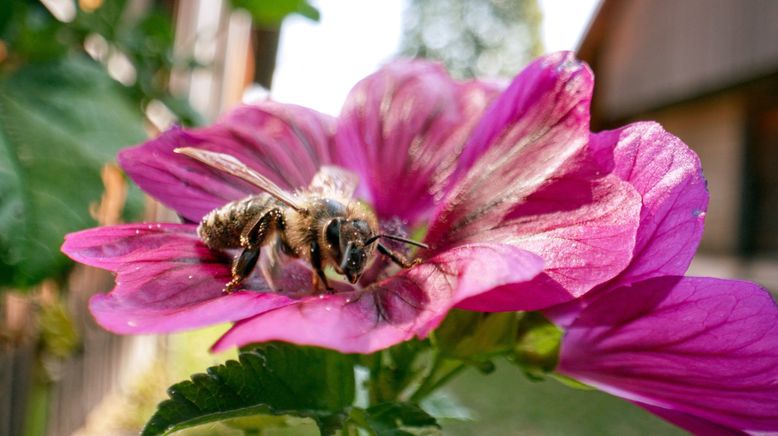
0,0,776,434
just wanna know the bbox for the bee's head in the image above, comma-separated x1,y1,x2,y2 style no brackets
325,218,375,284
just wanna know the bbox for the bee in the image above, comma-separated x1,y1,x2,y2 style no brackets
175,147,427,294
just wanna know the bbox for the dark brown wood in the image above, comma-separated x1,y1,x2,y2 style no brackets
251,27,281,89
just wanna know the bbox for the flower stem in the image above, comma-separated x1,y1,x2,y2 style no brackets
409,353,466,403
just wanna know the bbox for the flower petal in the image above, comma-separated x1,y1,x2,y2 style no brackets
334,60,499,223
212,243,543,353
589,122,708,286
119,103,335,222
559,276,778,433
427,51,594,248
62,224,294,333
422,53,625,310
454,166,641,311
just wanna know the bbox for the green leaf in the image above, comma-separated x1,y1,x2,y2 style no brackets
0,1,14,36
230,0,320,28
433,310,518,364
360,402,441,436
419,391,473,422
2,1,69,63
0,56,146,290
224,414,319,434
142,344,356,436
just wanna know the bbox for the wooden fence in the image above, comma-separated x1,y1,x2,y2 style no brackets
1,267,159,436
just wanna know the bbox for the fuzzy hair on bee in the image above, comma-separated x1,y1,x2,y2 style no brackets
174,147,427,294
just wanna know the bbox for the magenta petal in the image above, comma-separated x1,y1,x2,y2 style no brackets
212,243,543,353
424,53,618,311
427,51,594,248
89,291,293,334
559,276,778,433
455,168,641,311
334,61,499,223
62,223,198,271
62,224,294,333
119,103,335,222
590,122,708,286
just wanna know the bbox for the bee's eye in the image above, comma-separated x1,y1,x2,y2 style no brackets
325,219,342,249
351,219,370,237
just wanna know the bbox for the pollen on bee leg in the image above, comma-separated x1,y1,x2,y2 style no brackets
222,279,240,295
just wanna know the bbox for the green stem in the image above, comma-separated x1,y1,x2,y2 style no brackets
408,354,466,403
367,351,384,405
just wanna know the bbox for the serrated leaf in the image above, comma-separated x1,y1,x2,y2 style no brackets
224,414,319,434
142,344,356,436
362,402,441,436
0,56,146,290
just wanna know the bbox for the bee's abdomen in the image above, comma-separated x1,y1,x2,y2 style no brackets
197,195,274,249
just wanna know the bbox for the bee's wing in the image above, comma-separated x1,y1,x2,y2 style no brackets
175,147,304,211
307,165,359,200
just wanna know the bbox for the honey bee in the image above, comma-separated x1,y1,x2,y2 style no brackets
175,147,427,294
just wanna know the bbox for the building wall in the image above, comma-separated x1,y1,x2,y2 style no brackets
587,0,778,122
641,92,746,254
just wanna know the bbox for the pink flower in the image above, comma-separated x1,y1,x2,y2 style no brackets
62,51,778,431
62,52,644,353
60,48,778,433
547,124,778,433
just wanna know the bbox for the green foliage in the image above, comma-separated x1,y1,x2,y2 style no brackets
0,56,146,289
418,391,473,422
361,339,430,404
142,344,356,436
356,402,441,436
1,0,202,126
143,310,570,433
0,1,68,62
433,310,518,368
230,0,320,28
223,414,319,434
71,0,203,126
0,0,210,291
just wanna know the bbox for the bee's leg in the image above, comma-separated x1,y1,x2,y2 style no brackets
377,242,422,269
224,247,260,293
310,239,334,293
240,208,284,248
224,208,284,294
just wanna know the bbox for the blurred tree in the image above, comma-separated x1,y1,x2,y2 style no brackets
400,0,543,79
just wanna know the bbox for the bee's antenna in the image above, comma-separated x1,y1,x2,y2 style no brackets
365,234,429,249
